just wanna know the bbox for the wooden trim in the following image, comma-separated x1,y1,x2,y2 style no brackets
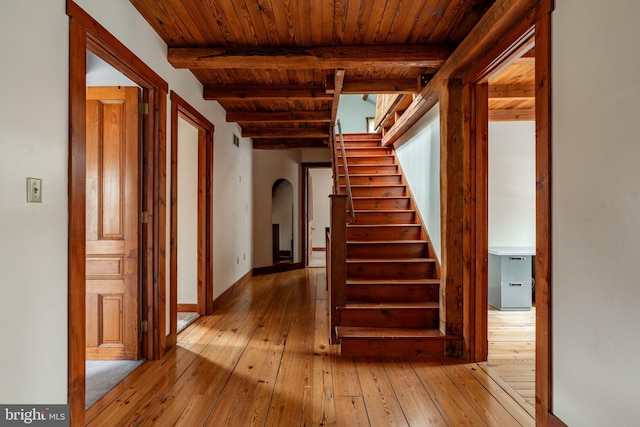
67,1,168,424
489,108,535,121
312,247,326,252
465,83,489,362
169,90,215,349
177,303,198,313
252,262,304,276
301,162,332,267
67,15,87,425
535,9,553,424
439,79,466,356
212,270,253,311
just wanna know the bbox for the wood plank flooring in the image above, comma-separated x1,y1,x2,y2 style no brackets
86,269,535,426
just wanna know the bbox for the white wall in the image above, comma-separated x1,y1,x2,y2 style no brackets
336,94,376,133
310,168,332,248
177,118,199,305
0,0,253,403
394,105,441,260
0,0,69,404
553,1,640,425
488,121,536,248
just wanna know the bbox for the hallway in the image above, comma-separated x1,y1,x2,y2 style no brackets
86,268,534,426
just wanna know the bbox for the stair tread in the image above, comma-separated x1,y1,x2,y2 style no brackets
347,240,427,244
353,209,414,213
347,258,436,263
336,326,457,339
347,278,439,284
342,302,439,309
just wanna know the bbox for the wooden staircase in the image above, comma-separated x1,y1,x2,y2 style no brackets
333,133,458,356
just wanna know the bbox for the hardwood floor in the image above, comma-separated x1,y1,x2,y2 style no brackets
86,268,535,426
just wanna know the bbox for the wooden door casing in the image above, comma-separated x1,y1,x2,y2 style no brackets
85,86,140,360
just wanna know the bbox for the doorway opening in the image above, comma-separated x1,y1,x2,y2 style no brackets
272,179,294,265
168,91,214,348
68,3,168,422
301,163,332,268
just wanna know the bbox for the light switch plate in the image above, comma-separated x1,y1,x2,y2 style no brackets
27,177,42,203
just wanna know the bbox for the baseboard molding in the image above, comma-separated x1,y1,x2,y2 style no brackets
312,247,326,252
177,303,198,312
212,270,253,311
253,262,304,276
548,412,568,427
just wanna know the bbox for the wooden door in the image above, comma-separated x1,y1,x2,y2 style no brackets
85,86,140,360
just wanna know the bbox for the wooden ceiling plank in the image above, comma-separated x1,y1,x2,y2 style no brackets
204,84,332,100
242,128,330,138
226,110,331,123
167,45,451,69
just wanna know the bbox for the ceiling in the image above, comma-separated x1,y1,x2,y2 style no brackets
130,0,497,149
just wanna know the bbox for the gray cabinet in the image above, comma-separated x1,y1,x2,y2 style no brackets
488,247,534,310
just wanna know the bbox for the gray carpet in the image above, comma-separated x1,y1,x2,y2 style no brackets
178,311,200,334
86,359,144,409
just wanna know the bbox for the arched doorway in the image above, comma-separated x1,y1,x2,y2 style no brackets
272,179,294,264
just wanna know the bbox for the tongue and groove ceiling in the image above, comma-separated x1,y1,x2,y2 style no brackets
130,0,498,149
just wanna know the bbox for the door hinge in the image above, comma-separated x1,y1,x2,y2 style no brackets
139,102,149,115
140,320,148,333
140,211,149,224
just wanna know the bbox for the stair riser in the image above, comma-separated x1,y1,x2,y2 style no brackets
352,198,411,210
338,156,395,165
347,243,428,259
343,141,381,148
339,338,445,356
347,261,435,279
347,226,422,241
347,284,439,303
340,165,399,174
339,175,402,185
338,308,438,328
350,211,416,225
344,148,393,156
346,186,406,197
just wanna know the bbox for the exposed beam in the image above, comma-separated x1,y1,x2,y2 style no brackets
383,0,551,146
226,111,330,123
327,78,419,94
242,128,330,139
330,70,345,127
252,139,329,149
203,84,332,101
489,84,535,99
168,45,451,70
489,108,535,121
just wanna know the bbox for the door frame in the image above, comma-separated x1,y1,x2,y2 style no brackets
67,1,168,424
301,162,332,267
168,91,214,348
463,0,554,424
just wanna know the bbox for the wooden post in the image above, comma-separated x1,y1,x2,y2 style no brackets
328,194,347,344
439,79,467,356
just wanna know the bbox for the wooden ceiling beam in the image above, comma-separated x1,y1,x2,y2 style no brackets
203,84,332,101
168,45,451,70
242,128,330,139
226,111,330,123
489,108,535,121
489,84,535,99
252,139,329,149
326,78,420,94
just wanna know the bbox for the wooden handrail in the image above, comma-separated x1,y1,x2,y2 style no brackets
335,120,356,222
